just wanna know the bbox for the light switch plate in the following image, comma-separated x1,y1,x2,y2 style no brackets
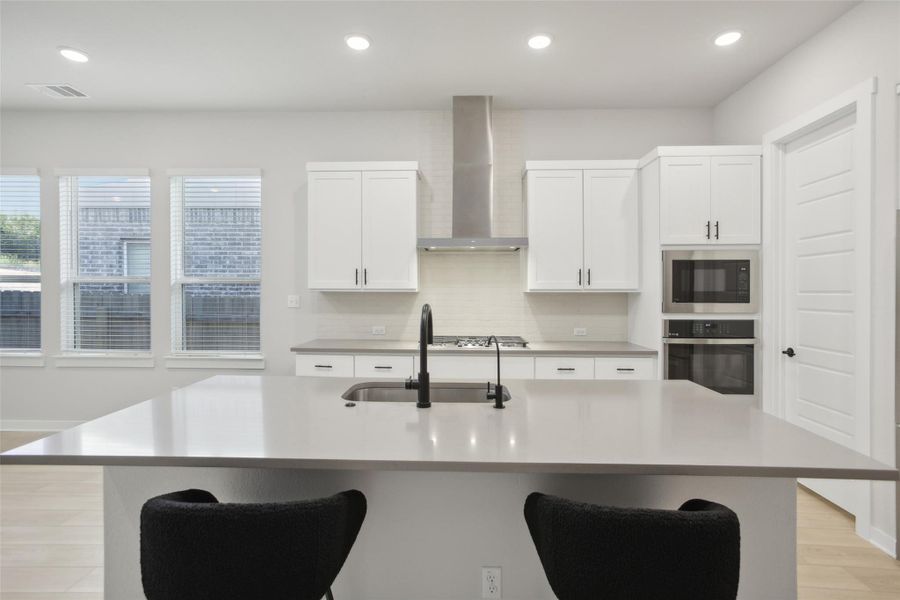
574,328,587,336
372,326,386,335
287,295,301,308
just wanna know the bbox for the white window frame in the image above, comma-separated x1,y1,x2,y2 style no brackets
0,168,42,362
57,169,153,361
122,239,150,294
168,168,263,366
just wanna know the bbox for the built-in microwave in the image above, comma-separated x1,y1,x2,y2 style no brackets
663,250,758,314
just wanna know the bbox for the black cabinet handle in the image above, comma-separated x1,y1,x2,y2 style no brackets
557,367,576,372
364,268,367,285
314,364,333,369
715,221,720,240
616,367,635,372
578,269,582,286
355,269,358,285
706,221,711,239
782,347,796,358
587,268,591,286
374,366,392,370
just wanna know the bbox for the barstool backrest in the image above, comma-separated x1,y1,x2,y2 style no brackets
524,493,740,600
140,488,366,600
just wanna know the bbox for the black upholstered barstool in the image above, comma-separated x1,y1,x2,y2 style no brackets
524,492,740,600
140,488,366,600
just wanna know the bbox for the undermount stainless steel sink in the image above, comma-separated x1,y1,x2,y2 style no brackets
342,381,511,404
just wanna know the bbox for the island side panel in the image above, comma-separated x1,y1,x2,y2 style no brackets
105,466,796,599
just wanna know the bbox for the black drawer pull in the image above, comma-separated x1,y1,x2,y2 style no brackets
314,364,332,369
557,367,576,372
374,366,393,370
616,367,635,372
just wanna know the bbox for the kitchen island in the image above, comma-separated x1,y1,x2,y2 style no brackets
3,376,896,599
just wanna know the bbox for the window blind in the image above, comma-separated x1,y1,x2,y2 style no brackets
0,175,41,350
60,175,151,352
170,175,261,353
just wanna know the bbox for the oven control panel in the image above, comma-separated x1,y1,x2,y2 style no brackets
664,319,755,339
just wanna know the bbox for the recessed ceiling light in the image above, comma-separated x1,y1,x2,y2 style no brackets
58,46,89,63
714,31,743,47
527,34,552,50
345,34,371,51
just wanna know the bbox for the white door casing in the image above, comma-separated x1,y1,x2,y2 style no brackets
763,78,876,537
308,171,362,290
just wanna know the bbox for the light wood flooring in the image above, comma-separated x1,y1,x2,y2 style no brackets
2,431,898,599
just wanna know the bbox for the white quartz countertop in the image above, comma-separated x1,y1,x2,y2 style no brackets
3,376,895,481
290,339,657,356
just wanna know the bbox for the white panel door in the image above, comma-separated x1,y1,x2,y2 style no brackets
660,157,711,245
526,170,584,290
782,112,866,514
308,171,362,289
362,171,418,290
583,169,639,290
711,156,761,244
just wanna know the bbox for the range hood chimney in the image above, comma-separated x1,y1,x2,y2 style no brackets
418,96,527,251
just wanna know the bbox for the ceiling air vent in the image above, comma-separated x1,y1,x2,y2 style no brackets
27,83,88,99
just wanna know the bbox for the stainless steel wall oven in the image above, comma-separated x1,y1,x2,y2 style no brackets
663,320,756,395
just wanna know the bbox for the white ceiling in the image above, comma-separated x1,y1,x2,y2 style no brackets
0,0,857,111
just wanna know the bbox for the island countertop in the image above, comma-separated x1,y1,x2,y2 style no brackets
290,339,657,356
3,376,895,481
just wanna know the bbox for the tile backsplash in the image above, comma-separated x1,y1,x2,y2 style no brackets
315,252,627,341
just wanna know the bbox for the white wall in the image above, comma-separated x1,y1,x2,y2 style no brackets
712,0,899,554
0,107,713,426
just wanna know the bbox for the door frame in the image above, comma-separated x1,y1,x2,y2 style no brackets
761,78,877,536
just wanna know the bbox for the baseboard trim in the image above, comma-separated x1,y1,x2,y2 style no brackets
868,525,897,558
1,419,83,432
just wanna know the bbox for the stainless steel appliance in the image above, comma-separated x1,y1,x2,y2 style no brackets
663,250,758,314
431,335,528,349
663,320,756,395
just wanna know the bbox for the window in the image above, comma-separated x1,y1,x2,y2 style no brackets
170,172,261,353
0,173,41,351
59,172,151,352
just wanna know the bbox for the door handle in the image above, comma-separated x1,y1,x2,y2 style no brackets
781,347,796,358
706,221,711,239
715,221,720,240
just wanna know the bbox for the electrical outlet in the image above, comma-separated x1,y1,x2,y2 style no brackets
371,325,386,336
287,295,300,308
482,567,501,599
574,327,587,336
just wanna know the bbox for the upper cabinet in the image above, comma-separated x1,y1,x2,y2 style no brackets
653,148,761,245
525,161,639,292
307,162,418,291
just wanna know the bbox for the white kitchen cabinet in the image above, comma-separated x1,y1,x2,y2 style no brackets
594,357,656,380
534,356,595,380
308,171,363,289
710,156,761,244
295,354,355,377
414,356,535,381
658,152,761,245
583,169,639,290
525,169,584,290
354,355,414,379
307,162,418,291
525,161,639,292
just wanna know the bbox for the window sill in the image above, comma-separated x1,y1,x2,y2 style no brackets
54,353,156,368
165,354,266,370
0,353,45,367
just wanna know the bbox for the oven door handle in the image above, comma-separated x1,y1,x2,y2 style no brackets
663,338,757,345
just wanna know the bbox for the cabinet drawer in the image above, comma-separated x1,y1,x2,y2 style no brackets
594,357,656,380
295,355,354,377
534,357,595,380
354,355,414,379
415,356,534,381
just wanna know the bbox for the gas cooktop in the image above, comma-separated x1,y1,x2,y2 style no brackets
431,336,528,349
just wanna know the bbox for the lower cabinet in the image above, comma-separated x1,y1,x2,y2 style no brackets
296,354,657,381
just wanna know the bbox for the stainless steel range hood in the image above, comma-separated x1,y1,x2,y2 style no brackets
418,96,527,252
